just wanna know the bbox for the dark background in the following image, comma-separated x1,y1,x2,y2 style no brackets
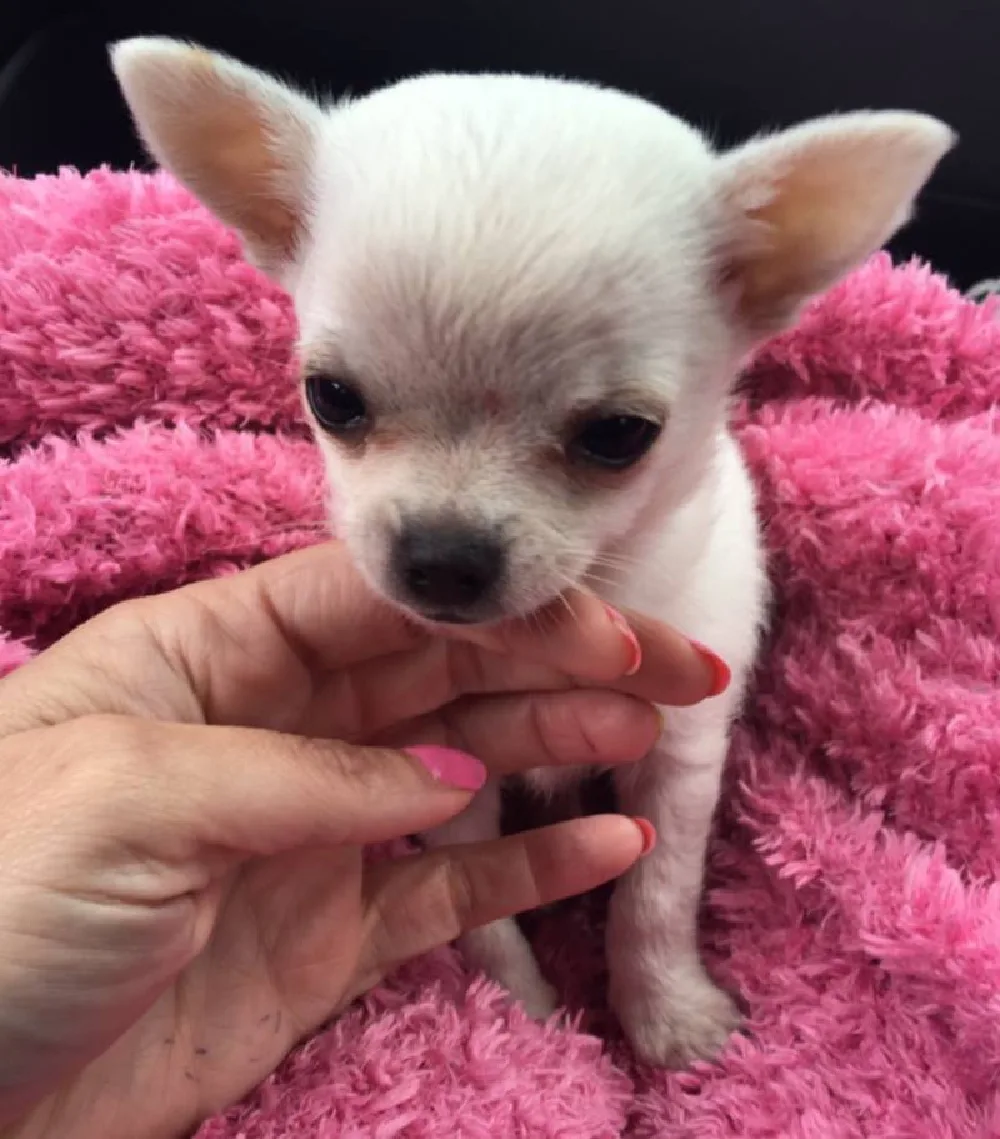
2,0,997,288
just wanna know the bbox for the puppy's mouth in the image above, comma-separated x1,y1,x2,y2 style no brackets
376,569,577,631
388,586,567,631
395,596,513,629
420,609,479,626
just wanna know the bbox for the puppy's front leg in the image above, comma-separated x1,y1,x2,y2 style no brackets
421,778,560,1019
607,709,739,1067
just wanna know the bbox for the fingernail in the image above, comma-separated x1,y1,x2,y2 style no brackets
603,603,642,676
689,640,731,698
632,817,657,856
405,746,487,792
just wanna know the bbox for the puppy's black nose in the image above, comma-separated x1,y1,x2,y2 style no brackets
394,521,504,612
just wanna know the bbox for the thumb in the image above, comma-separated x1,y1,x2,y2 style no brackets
43,715,486,861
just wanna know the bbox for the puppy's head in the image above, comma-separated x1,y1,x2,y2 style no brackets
112,40,953,624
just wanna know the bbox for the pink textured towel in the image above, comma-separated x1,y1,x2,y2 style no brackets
2,169,999,1138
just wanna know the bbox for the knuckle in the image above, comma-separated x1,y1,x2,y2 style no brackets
443,860,478,931
444,640,483,698
526,698,566,764
62,713,158,787
10,714,164,825
531,696,604,765
89,597,161,651
313,736,391,797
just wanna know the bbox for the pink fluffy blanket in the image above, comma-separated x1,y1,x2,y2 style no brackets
2,169,999,1138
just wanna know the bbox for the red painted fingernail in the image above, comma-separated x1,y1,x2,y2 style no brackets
404,747,487,791
632,817,658,856
689,641,732,698
604,603,642,676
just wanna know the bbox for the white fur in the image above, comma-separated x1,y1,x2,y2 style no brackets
111,39,954,1066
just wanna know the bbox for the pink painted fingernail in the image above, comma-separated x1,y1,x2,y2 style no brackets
689,640,732,698
405,746,487,791
603,603,642,676
632,817,658,856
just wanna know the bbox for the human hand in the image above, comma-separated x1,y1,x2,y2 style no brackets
0,541,719,1138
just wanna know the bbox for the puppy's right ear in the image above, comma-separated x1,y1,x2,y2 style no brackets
110,38,324,281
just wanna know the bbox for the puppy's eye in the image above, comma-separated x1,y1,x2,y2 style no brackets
569,414,661,470
304,374,369,434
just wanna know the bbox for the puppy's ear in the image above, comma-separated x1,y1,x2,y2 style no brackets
715,112,955,335
110,38,324,281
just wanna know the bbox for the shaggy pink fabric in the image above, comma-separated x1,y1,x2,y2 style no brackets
2,168,999,1137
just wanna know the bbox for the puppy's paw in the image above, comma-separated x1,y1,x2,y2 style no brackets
459,919,561,1022
613,967,741,1068
514,975,561,1021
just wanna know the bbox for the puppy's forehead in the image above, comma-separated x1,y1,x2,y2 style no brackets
304,206,703,400
339,247,634,399
298,75,717,410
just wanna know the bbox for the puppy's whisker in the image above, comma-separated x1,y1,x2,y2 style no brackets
558,591,578,626
591,551,646,571
582,571,626,590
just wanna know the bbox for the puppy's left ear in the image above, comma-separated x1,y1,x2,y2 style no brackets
715,111,955,337
111,38,324,281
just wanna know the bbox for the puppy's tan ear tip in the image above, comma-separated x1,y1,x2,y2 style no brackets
910,113,957,156
927,117,958,152
877,112,957,167
109,37,207,88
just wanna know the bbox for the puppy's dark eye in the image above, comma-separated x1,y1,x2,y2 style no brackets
569,414,661,470
304,374,369,434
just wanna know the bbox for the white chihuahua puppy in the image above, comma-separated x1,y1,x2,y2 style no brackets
110,38,953,1066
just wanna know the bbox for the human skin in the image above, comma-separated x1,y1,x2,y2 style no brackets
0,540,718,1139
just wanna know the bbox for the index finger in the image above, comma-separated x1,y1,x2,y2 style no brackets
1,539,716,738
151,542,717,722
202,545,638,683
